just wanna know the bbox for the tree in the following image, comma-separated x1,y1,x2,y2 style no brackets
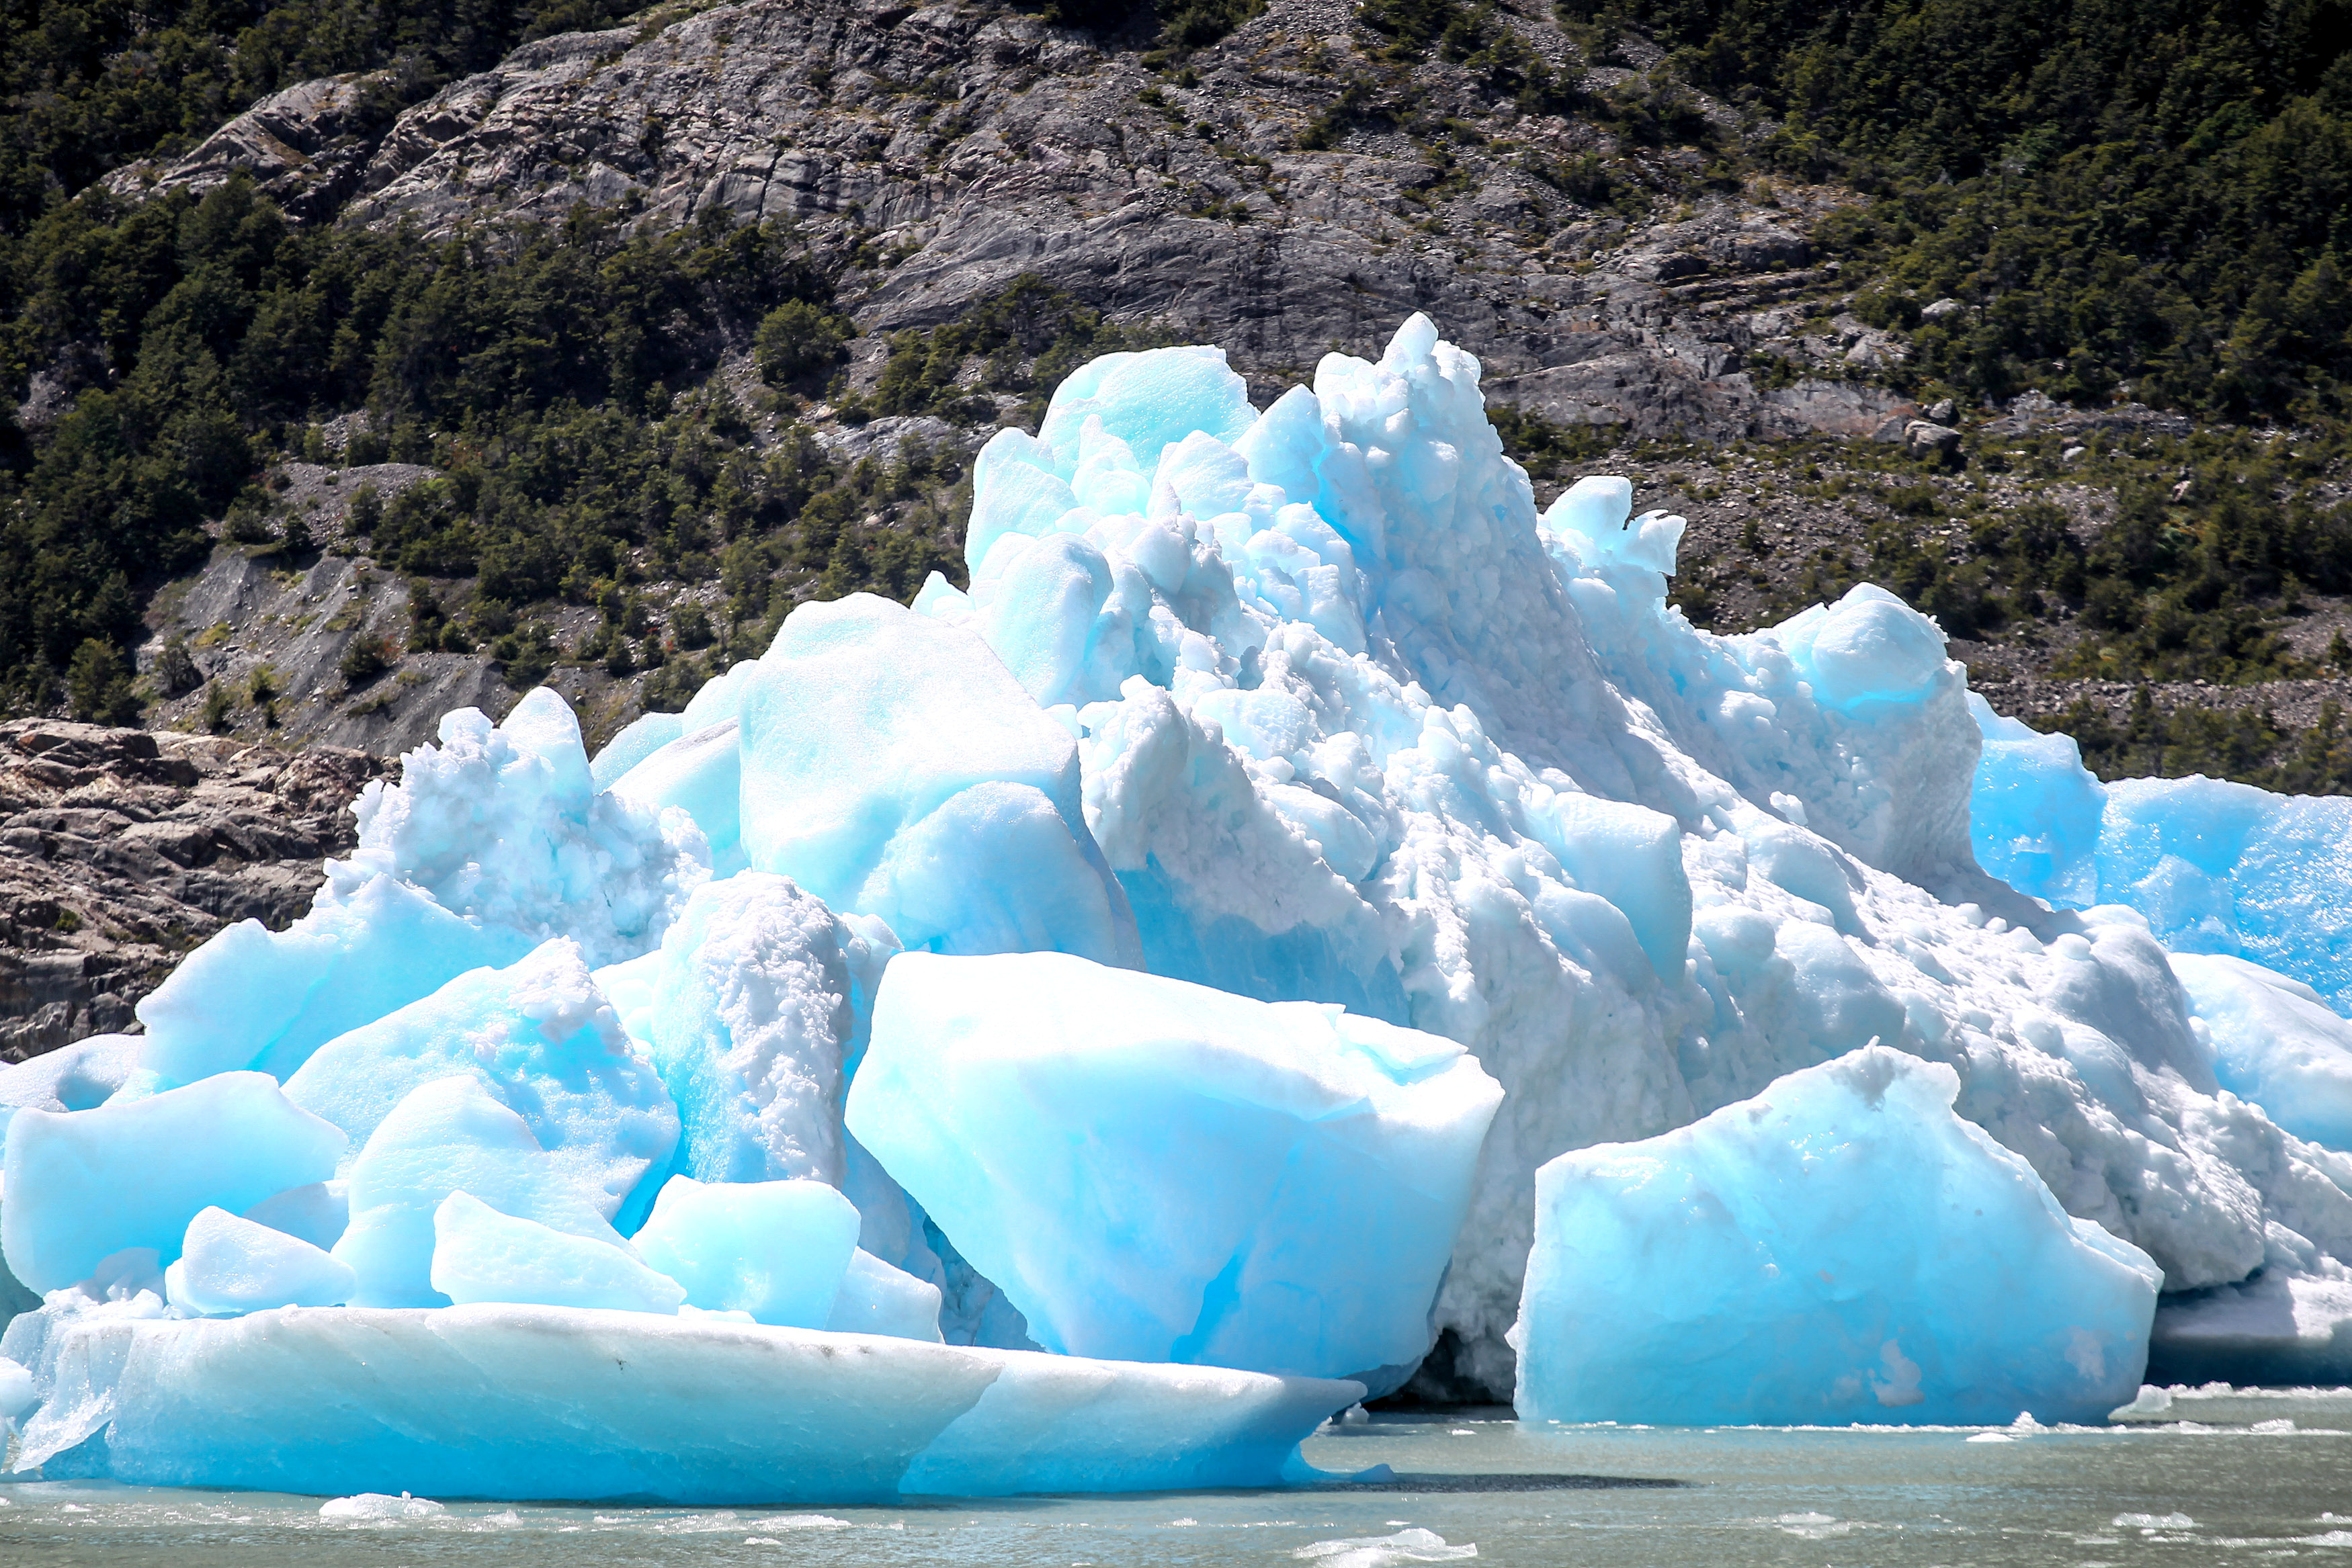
755,300,851,386
66,639,140,725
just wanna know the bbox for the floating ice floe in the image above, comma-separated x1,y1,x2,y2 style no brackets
4,1303,1356,1501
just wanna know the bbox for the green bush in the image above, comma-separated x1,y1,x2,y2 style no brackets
65,637,138,724
754,300,852,386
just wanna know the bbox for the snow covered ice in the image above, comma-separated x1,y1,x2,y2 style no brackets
6,312,2352,1497
1511,1045,2162,1425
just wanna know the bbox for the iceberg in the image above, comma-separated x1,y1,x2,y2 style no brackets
1511,1046,2163,1425
9,309,2352,1494
847,950,1502,1391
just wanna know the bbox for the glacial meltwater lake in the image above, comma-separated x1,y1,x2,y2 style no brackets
9,1393,2352,1567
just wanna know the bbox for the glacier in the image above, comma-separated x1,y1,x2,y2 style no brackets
3,312,2352,1497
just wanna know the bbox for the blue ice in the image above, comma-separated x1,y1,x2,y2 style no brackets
846,951,1501,1393
1513,1046,2161,1426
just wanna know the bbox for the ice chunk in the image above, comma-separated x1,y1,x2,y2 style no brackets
630,1176,857,1327
3,1072,345,1293
1292,1528,1478,1567
1034,344,1257,478
1968,693,2105,908
846,951,1502,1390
134,877,509,1089
241,1182,348,1252
2098,777,2352,1010
2171,953,2352,1150
1523,790,1692,975
323,688,711,969
430,1191,683,1315
34,1303,1356,1501
735,593,1136,965
591,709,685,793
610,718,745,873
828,1248,945,1342
0,1354,32,1422
1781,584,1952,712
164,1207,355,1315
0,1033,138,1115
1077,681,1405,1017
284,938,676,1225
645,874,856,1186
1544,476,1681,578
975,531,1114,708
138,693,710,1092
320,1492,446,1520
1512,1045,2161,1425
334,1076,634,1308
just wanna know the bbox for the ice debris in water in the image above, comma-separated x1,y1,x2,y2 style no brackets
1512,1045,2162,1426
1294,1528,1477,1566
6,312,2352,1499
320,1492,446,1521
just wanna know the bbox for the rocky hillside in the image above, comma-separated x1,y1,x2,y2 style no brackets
103,0,1904,444
0,720,384,1061
0,0,2345,1051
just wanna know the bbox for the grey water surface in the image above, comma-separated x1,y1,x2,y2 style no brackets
8,1397,2352,1567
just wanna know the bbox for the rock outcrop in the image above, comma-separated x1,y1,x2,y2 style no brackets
105,0,1917,443
0,722,388,1061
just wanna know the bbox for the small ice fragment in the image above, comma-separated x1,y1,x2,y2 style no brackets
321,1493,448,1520
2251,1418,2297,1434
769,1516,852,1530
1340,1403,1371,1426
1353,1463,1398,1483
1294,1528,1476,1566
2113,1513,2196,1530
1169,1518,1198,1526
1965,1432,2013,1443
1449,1427,1476,1436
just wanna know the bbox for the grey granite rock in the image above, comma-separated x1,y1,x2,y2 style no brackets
102,0,1917,444
0,720,388,1063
